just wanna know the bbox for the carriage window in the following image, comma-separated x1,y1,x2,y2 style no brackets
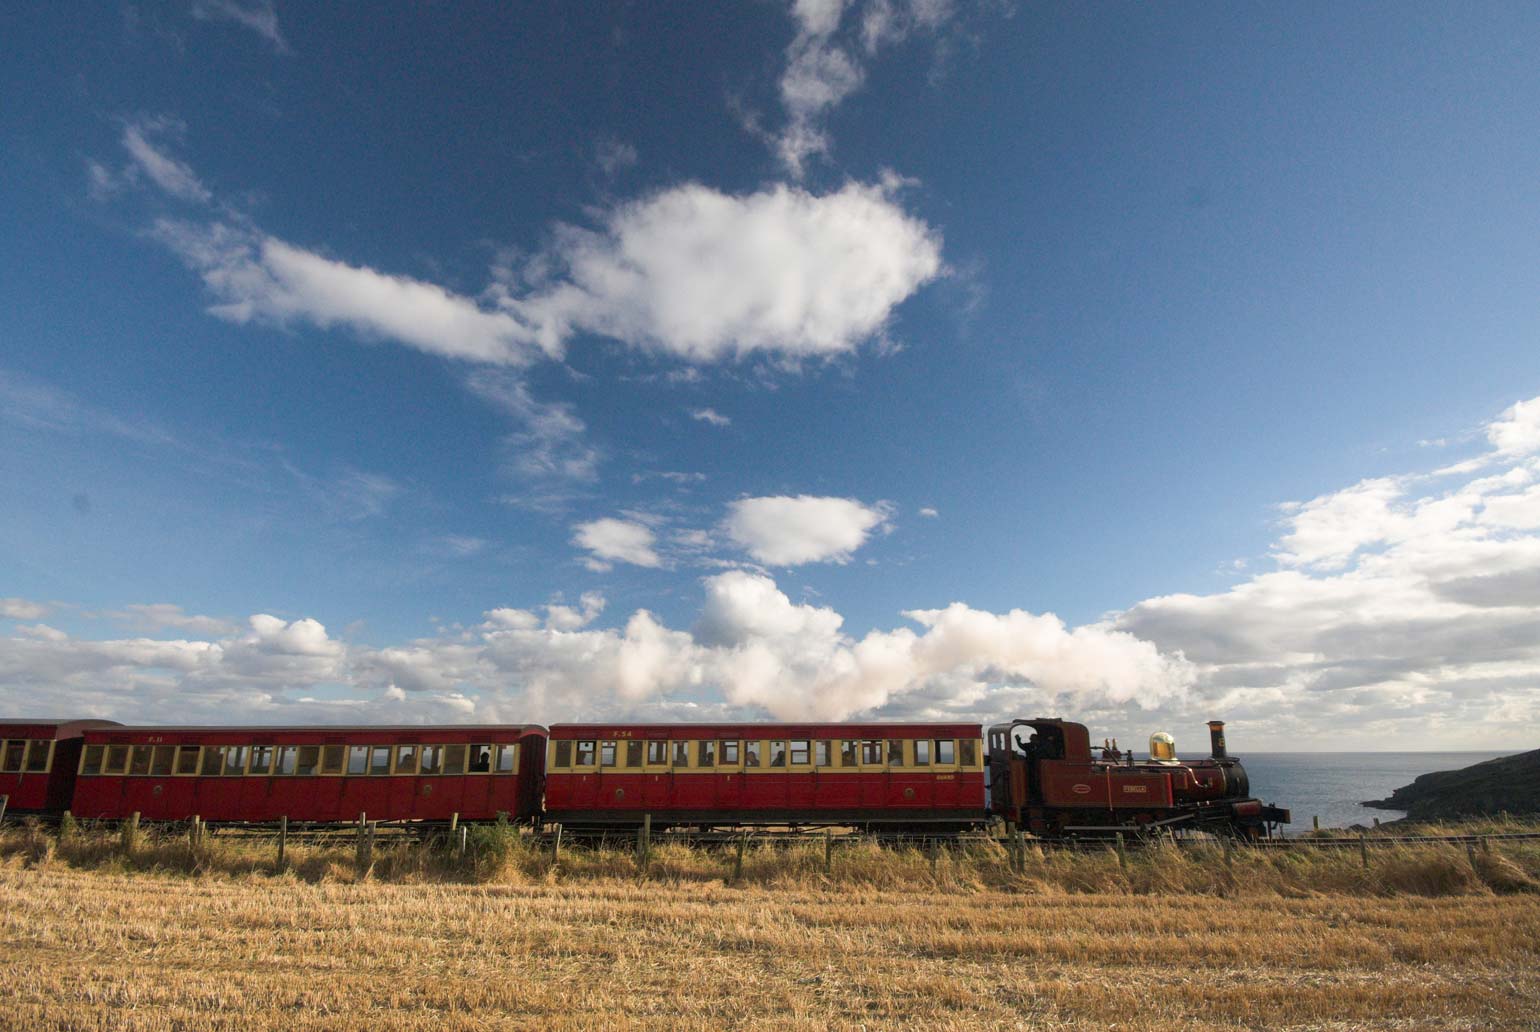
600,741,617,768
104,744,129,774
815,741,832,767
293,746,320,776
25,740,52,772
887,740,905,767
151,746,175,776
176,745,202,775
224,746,249,776
674,741,690,768
369,746,392,776
275,746,296,775
790,740,810,765
420,745,442,774
553,741,572,768
745,741,762,767
81,744,105,775
395,745,419,775
914,740,930,766
575,741,595,766
769,742,786,767
347,746,369,775
469,744,491,773
321,745,345,775
936,740,955,764
444,744,467,775
960,740,978,767
494,744,516,773
250,746,274,775
698,740,715,767
127,745,151,776
1,740,22,772
862,740,883,765
647,740,668,765
720,740,739,764
200,746,224,775
626,740,644,768
840,741,858,767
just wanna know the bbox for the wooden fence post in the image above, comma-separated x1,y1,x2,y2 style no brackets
1015,829,1026,874
1116,832,1127,869
276,815,288,870
122,811,140,853
1222,834,1233,867
1313,815,1320,832
929,838,939,878
448,812,459,842
638,814,651,870
551,823,563,864
733,832,746,881
1359,833,1369,870
457,825,467,860
189,815,201,850
0,794,8,826
355,814,371,878
824,830,833,875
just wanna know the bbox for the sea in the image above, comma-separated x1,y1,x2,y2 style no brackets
1238,752,1516,832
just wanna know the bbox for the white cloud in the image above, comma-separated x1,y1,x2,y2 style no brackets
572,518,663,571
109,604,237,638
690,407,731,426
1488,397,1540,456
121,118,211,204
502,180,942,363
918,506,939,518
0,599,50,621
466,370,600,489
151,220,542,366
594,136,638,177
724,495,889,565
191,0,290,53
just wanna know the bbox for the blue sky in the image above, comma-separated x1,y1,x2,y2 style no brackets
3,1,1540,749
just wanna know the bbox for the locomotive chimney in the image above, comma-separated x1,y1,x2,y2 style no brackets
1207,720,1227,759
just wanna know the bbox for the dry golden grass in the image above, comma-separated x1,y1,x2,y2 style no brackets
3,821,1539,1030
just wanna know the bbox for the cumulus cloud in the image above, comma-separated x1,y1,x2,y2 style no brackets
572,517,663,571
0,572,1188,726
501,180,942,364
1117,394,1540,748
191,0,290,53
108,603,237,638
0,599,50,621
725,495,890,565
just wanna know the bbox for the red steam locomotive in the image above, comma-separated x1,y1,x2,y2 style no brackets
0,715,1289,838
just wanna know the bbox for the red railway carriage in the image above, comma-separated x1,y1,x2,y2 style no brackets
71,724,546,824
0,719,121,814
544,722,987,830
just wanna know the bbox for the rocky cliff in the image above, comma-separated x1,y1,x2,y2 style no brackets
1363,749,1540,820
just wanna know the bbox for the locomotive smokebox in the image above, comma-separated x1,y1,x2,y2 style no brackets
1206,720,1227,759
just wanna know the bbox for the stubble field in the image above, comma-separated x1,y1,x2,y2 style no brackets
3,823,1539,1030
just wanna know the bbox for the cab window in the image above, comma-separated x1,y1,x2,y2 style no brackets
150,746,175,776
105,744,130,775
26,740,52,773
673,741,690,768
494,744,516,773
250,746,273,775
647,741,667,765
176,745,201,775
790,740,810,765
887,740,905,767
293,745,319,776
81,744,105,775
553,741,572,768
274,746,296,775
369,746,393,776
128,745,152,776
420,745,442,775
468,744,491,773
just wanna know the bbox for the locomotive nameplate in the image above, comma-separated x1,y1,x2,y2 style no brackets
1071,784,1091,794
1122,785,1148,793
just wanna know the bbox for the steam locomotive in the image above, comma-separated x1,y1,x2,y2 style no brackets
1,716,1289,839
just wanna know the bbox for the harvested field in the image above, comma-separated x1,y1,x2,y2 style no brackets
3,822,1539,1030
